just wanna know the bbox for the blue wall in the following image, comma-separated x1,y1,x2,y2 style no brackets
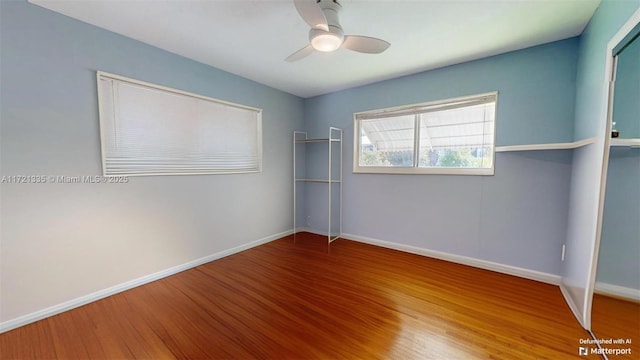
305,39,578,146
303,39,579,275
597,148,640,290
1,0,303,324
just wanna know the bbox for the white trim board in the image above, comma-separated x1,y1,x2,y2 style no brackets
594,282,640,302
341,233,562,286
495,137,597,152
0,230,292,334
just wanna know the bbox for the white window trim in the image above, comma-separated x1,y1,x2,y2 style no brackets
353,92,498,176
97,71,263,177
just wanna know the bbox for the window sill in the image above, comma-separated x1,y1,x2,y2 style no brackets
352,167,494,176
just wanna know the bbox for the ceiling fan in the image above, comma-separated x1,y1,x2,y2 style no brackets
286,0,391,62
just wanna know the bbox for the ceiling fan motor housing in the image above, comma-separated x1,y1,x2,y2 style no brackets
287,0,390,60
309,0,344,51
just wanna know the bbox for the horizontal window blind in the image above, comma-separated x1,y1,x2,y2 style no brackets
418,102,495,150
355,95,495,120
97,72,262,176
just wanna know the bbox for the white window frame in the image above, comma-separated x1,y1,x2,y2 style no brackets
97,71,262,176
353,92,497,176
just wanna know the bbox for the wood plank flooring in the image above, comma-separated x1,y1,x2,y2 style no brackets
591,293,640,360
1,233,596,359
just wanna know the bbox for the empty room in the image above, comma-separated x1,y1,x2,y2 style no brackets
1,0,639,359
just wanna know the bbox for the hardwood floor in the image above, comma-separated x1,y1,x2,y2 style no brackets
1,233,595,359
591,293,640,360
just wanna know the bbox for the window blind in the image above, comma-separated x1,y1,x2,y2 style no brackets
97,72,262,176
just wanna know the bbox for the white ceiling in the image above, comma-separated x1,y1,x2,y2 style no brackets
30,0,600,98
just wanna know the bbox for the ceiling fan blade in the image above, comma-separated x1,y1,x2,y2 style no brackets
294,0,328,31
342,35,390,54
285,45,315,62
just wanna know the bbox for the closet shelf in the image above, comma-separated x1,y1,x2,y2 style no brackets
295,138,341,144
495,137,597,152
295,179,342,183
610,138,640,147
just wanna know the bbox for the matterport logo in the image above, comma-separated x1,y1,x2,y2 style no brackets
579,337,633,356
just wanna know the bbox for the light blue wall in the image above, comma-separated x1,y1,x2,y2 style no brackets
305,39,578,146
597,148,640,290
303,39,579,275
0,1,303,323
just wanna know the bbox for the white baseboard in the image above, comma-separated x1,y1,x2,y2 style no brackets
295,227,343,238
341,233,562,286
0,230,292,334
594,281,640,301
294,226,323,235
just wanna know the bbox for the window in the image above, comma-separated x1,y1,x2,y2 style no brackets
97,71,262,176
353,92,497,175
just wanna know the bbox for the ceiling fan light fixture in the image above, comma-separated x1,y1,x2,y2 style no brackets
311,33,342,52
288,0,389,61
